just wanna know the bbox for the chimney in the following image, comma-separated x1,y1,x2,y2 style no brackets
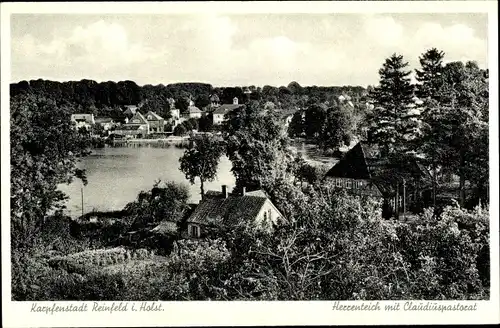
222,185,228,198
233,97,238,105
242,186,246,196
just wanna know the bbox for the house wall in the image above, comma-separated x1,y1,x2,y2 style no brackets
190,113,202,119
254,199,283,232
327,177,383,197
148,120,165,133
213,113,225,125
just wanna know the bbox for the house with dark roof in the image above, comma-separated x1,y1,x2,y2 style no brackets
113,112,149,138
324,141,432,218
94,117,115,131
212,97,246,125
210,94,220,108
185,185,285,238
123,105,139,118
71,114,95,131
145,111,165,133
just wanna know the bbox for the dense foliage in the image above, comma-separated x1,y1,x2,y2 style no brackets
10,47,489,302
179,135,224,196
10,93,92,249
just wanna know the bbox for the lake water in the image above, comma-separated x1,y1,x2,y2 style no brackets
58,146,236,217
59,143,337,217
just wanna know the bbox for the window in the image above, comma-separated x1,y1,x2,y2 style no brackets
268,209,272,221
263,212,268,221
346,180,352,189
336,179,341,188
190,225,200,238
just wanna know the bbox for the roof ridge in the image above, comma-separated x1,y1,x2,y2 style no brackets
357,141,372,179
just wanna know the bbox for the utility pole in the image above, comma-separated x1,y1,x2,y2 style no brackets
402,178,406,220
81,187,84,217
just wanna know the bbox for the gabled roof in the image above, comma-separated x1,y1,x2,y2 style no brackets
213,104,245,114
128,112,148,125
95,117,114,124
188,189,270,226
325,141,432,197
210,94,220,102
325,142,372,179
71,114,95,123
145,111,163,121
123,106,138,116
188,106,202,114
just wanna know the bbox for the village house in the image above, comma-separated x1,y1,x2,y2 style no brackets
71,114,95,131
113,112,149,138
94,117,115,131
184,105,203,119
209,94,220,109
212,97,245,125
324,141,432,218
123,105,139,118
145,111,165,133
185,185,285,238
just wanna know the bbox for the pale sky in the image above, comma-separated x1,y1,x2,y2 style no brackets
10,13,488,87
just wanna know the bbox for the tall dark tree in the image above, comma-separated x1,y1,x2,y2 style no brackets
368,53,416,156
415,48,445,102
414,48,445,205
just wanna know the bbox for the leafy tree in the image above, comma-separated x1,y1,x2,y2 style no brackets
287,81,303,95
368,54,416,156
173,124,188,136
124,181,190,229
179,135,224,196
10,93,92,249
317,105,355,151
224,102,294,192
304,103,327,140
175,97,190,114
287,110,305,138
195,94,211,109
437,61,488,206
198,113,214,132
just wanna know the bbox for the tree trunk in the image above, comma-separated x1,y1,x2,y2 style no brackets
432,162,437,207
200,179,205,199
395,181,400,219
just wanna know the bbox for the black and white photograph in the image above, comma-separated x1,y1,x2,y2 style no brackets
1,1,498,326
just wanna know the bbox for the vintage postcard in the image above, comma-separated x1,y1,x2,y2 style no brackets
1,1,498,327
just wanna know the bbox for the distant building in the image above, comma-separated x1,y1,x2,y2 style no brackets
71,114,95,131
123,105,139,118
210,94,220,108
113,112,149,138
185,185,285,238
212,97,245,125
145,111,165,133
185,106,203,119
94,117,114,131
324,141,432,218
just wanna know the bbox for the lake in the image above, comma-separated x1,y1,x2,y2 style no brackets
58,146,236,217
59,143,337,217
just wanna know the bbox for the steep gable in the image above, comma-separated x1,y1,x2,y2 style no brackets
128,112,148,125
325,142,371,179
